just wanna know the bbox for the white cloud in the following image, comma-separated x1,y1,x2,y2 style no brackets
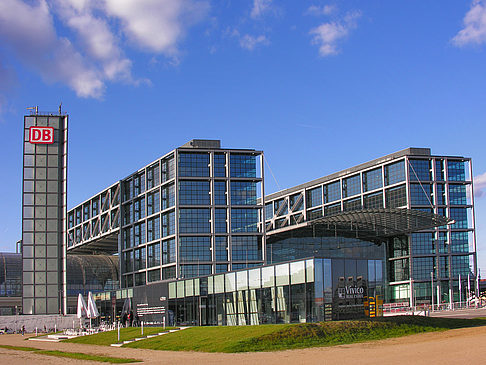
104,0,209,55
251,0,272,19
305,5,336,16
309,11,361,56
0,0,208,99
474,172,486,198
452,0,486,46
0,0,104,98
239,34,269,51
53,0,132,82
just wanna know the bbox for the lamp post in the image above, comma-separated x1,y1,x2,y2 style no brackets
431,271,434,311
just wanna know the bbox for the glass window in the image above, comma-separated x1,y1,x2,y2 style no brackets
306,187,322,208
214,153,226,177
324,181,341,203
289,193,304,212
160,156,175,183
148,269,161,282
237,271,248,291
261,266,274,288
162,210,175,236
412,257,434,280
384,161,405,186
290,261,305,284
147,190,160,215
274,198,288,216
307,207,323,220
161,184,175,210
411,233,435,255
231,236,261,261
162,239,176,264
133,197,145,221
133,222,146,245
248,268,261,289
179,236,211,262
215,208,227,233
179,153,210,177
324,203,340,216
147,243,161,267
134,247,146,271
409,159,431,181
231,209,258,233
146,163,160,189
214,181,226,205
450,208,468,229
214,274,225,293
436,184,446,205
343,197,361,211
450,231,469,253
265,203,273,220
385,185,407,208
363,168,382,192
363,192,383,209
230,181,256,205
215,236,228,261
162,266,176,280
275,263,289,286
410,184,433,205
147,216,160,241
449,184,467,205
225,272,236,291
179,208,210,233
451,255,471,277
179,180,210,205
447,160,466,181
342,175,361,198
230,154,256,178
435,160,444,181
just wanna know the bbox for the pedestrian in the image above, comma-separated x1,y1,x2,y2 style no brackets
21,325,25,336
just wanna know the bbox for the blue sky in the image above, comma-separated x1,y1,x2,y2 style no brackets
1,0,486,273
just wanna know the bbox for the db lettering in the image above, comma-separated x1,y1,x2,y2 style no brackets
29,127,54,144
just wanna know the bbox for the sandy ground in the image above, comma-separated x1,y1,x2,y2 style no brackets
1,325,486,365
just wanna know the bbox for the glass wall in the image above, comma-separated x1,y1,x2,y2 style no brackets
167,257,384,326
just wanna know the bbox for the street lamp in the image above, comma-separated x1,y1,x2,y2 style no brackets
431,271,434,311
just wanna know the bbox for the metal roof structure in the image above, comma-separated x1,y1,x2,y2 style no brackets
267,208,451,241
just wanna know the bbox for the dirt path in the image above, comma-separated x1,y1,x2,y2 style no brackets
1,326,486,364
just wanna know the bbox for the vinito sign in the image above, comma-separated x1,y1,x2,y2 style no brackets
337,286,365,299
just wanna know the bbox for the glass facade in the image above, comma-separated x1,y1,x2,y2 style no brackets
263,149,476,305
160,257,384,326
68,141,263,288
65,145,476,316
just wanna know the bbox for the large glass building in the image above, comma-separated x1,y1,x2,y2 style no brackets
9,133,477,324
263,148,476,306
67,139,265,286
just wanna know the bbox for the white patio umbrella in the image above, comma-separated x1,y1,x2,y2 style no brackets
76,293,88,329
86,291,100,329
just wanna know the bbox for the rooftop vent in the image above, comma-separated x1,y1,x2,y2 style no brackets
181,139,221,149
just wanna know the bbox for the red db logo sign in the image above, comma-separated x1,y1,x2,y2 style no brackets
29,126,54,144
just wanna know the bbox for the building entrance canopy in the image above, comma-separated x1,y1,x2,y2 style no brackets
268,208,451,241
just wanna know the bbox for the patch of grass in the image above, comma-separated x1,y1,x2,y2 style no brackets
125,316,486,353
63,327,176,346
0,344,141,363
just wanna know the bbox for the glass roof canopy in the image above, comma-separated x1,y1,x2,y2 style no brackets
267,208,451,241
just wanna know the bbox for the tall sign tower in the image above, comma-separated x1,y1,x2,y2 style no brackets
21,107,68,314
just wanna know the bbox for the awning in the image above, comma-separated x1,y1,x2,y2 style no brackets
267,208,451,241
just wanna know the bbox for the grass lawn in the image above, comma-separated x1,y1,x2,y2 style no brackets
63,327,176,346
0,344,141,363
124,316,486,353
